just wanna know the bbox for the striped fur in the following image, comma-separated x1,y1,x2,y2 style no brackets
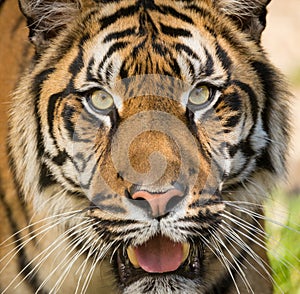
0,0,291,293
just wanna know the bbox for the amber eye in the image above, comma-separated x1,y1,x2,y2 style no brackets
188,85,211,106
89,89,114,112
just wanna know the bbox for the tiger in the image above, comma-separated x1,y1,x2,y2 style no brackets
0,0,292,293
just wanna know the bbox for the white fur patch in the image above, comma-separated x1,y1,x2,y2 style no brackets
214,0,268,17
123,276,204,294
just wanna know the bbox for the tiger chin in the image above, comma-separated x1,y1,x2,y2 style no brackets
0,0,291,293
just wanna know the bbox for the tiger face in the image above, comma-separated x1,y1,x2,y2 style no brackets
6,0,290,293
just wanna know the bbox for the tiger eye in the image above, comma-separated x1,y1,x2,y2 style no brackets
90,89,114,111
188,85,210,106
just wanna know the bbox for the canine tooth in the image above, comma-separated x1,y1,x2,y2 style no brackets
127,246,140,268
182,243,190,263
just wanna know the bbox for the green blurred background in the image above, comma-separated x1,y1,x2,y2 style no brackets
262,1,300,293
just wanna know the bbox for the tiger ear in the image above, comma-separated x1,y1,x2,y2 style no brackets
214,0,271,42
18,0,83,52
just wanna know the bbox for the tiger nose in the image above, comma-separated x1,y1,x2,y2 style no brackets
131,189,184,218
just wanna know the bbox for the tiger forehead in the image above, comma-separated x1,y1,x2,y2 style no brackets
84,0,223,44
70,0,230,88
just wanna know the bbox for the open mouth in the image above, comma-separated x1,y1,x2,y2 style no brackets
115,234,204,287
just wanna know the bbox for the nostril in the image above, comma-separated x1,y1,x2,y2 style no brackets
132,197,152,214
165,195,184,212
130,189,184,217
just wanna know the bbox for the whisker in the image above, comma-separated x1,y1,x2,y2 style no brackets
75,237,102,294
50,228,94,293
0,211,85,277
81,242,106,294
0,209,84,248
222,214,300,273
210,229,253,293
219,223,274,276
10,219,92,293
218,222,285,294
226,203,300,234
221,211,267,240
35,220,95,293
207,233,242,294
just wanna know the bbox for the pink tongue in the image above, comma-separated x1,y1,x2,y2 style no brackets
134,235,183,273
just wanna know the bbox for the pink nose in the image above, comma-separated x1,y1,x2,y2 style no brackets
131,189,184,217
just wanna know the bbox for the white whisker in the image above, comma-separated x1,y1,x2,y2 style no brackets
218,222,285,294
36,221,95,293
0,211,85,277
10,219,92,292
211,230,253,293
207,233,242,294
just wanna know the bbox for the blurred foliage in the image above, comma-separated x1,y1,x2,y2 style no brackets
265,191,300,294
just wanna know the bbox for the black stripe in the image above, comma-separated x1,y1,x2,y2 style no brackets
186,109,212,163
33,68,56,158
185,2,249,56
100,5,140,30
160,5,194,24
62,104,76,139
220,90,242,128
256,147,275,173
250,61,281,173
175,43,200,60
47,93,63,147
86,57,97,82
68,40,85,76
168,54,182,78
52,150,68,166
44,33,76,69
90,216,138,231
105,61,114,83
184,57,196,80
250,61,277,138
39,162,57,188
103,27,137,43
138,11,159,36
133,38,147,56
46,81,74,149
219,26,249,56
97,41,128,75
152,40,168,56
184,4,214,20
160,23,192,37
204,47,214,76
232,80,258,122
215,43,232,72
64,175,81,189
204,24,217,38
228,143,239,158
119,59,128,79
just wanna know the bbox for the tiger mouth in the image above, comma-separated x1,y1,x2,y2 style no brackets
115,235,204,287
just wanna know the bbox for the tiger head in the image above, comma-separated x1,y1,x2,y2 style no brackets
9,0,290,292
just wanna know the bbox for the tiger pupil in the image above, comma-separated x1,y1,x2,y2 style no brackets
91,90,113,110
189,86,210,106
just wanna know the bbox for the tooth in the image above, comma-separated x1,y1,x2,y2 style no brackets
127,246,140,268
182,243,190,264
